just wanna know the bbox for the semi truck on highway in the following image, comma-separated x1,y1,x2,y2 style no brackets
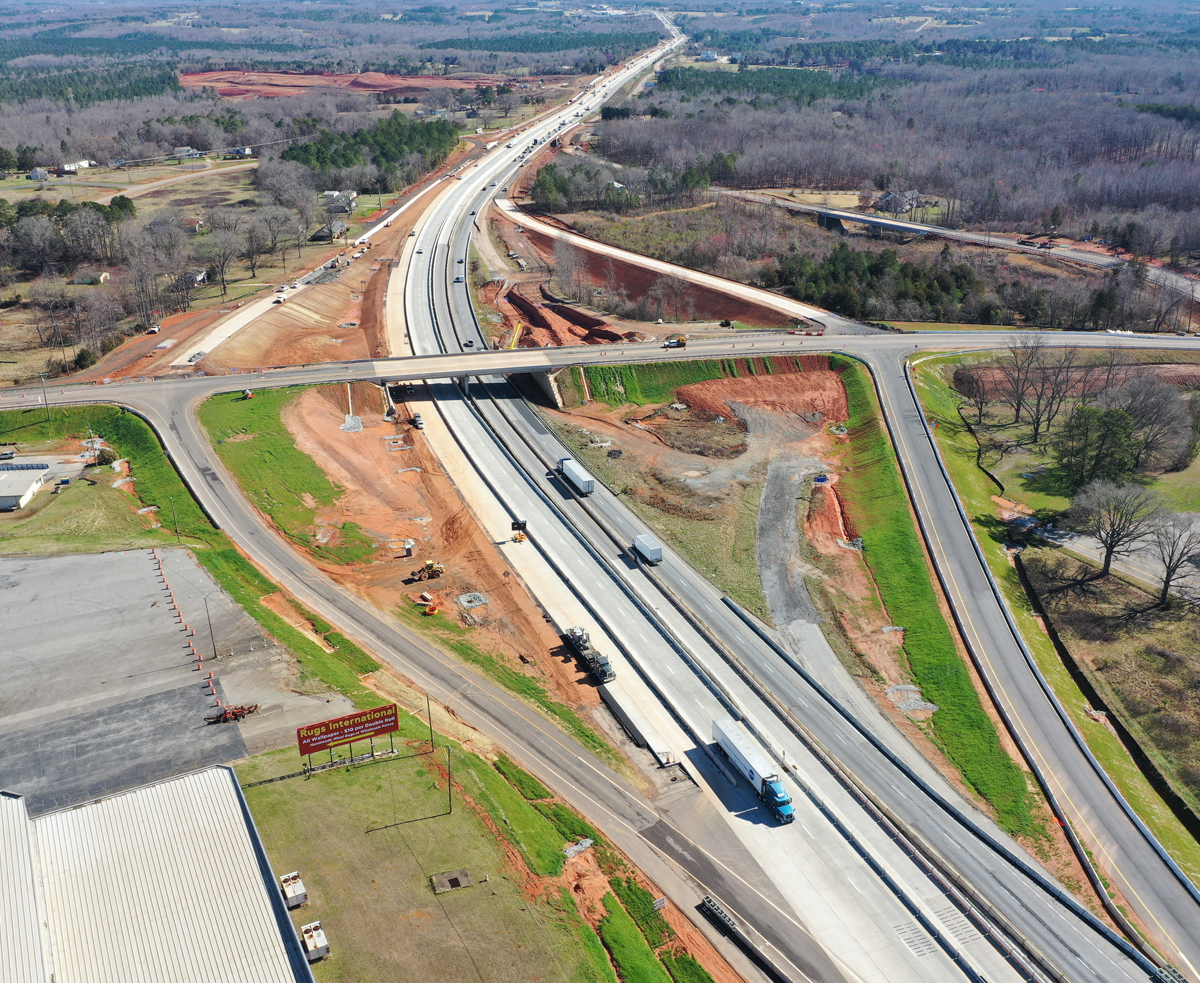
557,457,594,496
564,626,616,683
712,717,795,824
632,534,662,565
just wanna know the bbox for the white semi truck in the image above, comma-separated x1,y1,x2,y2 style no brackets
557,457,595,496
712,717,795,824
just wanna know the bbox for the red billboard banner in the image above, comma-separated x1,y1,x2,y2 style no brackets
298,704,400,756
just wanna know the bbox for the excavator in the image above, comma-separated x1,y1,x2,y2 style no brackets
411,560,445,581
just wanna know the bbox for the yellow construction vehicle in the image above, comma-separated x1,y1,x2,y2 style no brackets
411,560,445,581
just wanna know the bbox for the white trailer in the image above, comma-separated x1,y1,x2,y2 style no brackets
557,457,594,496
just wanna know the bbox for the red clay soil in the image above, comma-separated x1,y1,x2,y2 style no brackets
522,225,789,327
508,285,630,347
180,70,567,99
676,369,850,423
281,385,602,711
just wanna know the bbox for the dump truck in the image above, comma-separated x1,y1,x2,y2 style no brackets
632,533,663,565
565,626,615,683
663,333,686,349
557,457,594,496
712,717,794,824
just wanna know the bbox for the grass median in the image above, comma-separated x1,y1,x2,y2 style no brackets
835,355,1037,837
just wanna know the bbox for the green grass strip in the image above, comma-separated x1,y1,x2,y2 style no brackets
597,894,673,983
535,802,602,845
454,751,568,877
494,754,553,800
553,888,621,983
197,388,376,564
834,356,1035,836
608,876,673,948
394,603,619,768
661,952,716,983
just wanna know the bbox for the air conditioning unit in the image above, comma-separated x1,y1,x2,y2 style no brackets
301,921,329,962
280,871,307,909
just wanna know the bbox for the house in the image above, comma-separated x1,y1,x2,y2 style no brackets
310,219,349,242
71,270,111,285
182,217,204,234
699,51,719,62
60,160,97,172
172,146,201,159
27,168,49,181
326,193,357,214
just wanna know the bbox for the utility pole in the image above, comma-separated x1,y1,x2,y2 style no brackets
37,373,50,424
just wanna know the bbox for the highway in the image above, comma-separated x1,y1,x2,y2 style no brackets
10,27,1200,983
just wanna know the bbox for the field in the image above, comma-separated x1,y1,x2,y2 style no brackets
198,387,379,564
238,731,719,983
238,739,616,983
912,355,1200,884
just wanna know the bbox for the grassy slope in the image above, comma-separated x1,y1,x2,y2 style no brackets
912,355,1200,883
197,388,376,564
836,356,1037,836
597,894,673,983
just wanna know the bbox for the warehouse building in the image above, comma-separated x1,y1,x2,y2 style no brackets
0,468,46,510
0,767,314,983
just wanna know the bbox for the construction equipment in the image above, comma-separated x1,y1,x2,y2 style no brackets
205,704,260,725
512,531,527,543
411,560,445,581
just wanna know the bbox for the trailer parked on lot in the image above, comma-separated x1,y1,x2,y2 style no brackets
712,717,794,823
557,457,594,496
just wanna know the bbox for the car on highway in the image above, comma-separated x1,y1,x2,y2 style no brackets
490,181,497,187
457,258,464,264
409,230,416,236
416,247,423,253
454,274,465,282
469,210,475,215
464,339,474,347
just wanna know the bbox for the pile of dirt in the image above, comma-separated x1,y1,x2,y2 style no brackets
677,369,850,425
509,286,631,347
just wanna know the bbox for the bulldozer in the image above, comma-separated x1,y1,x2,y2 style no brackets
411,560,445,581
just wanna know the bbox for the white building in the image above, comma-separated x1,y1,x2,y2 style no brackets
0,767,314,983
0,470,45,510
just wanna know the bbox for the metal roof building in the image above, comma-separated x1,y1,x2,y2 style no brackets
1,767,313,983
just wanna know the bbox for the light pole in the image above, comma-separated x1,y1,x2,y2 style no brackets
37,372,50,423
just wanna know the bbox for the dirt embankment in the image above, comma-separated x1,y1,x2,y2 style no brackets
522,225,789,327
280,384,602,712
180,70,575,100
677,366,850,424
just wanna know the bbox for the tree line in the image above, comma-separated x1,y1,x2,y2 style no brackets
418,30,661,54
281,110,459,177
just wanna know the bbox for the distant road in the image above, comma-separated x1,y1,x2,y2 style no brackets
724,189,1200,303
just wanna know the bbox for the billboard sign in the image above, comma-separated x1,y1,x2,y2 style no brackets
298,704,400,756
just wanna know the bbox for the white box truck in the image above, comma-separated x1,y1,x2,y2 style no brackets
712,717,794,824
632,533,662,565
557,457,594,496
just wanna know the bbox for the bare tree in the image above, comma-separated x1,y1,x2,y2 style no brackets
1146,513,1200,605
553,238,581,301
1067,481,1162,577
14,215,62,272
243,220,271,278
953,366,990,424
1026,346,1079,441
1099,375,1193,471
991,335,1044,425
256,206,295,254
206,206,247,235
424,87,457,112
198,231,244,297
